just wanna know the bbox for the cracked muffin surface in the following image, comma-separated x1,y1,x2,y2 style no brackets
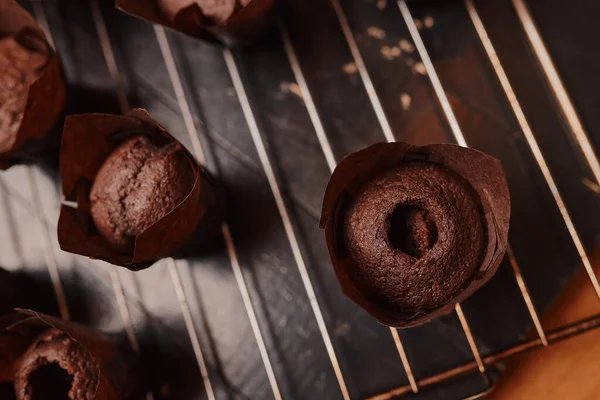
89,135,195,251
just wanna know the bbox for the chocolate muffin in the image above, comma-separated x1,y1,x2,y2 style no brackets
117,0,276,46
0,37,46,153
157,0,251,25
0,310,143,399
320,142,511,327
0,0,65,169
90,136,195,252
58,109,222,270
14,329,99,400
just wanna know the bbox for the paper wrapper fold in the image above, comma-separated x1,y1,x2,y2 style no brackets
57,109,222,271
320,142,511,327
0,310,141,399
0,0,66,169
116,0,276,46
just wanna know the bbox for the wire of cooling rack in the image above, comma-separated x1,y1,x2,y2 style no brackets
222,47,353,400
461,0,600,300
367,314,600,400
0,168,68,320
25,166,70,320
153,23,282,400
17,0,600,400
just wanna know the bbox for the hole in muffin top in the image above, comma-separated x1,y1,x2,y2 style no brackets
388,204,438,258
28,362,73,400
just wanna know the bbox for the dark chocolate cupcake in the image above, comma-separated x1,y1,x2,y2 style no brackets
320,142,510,328
0,0,65,169
57,109,222,270
0,310,142,399
89,135,196,253
14,329,99,400
116,0,276,46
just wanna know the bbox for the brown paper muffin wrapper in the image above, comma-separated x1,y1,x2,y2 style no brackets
0,310,141,399
116,0,276,46
0,0,66,169
57,109,222,271
320,142,511,328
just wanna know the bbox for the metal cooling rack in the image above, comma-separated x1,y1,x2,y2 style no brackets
2,0,600,399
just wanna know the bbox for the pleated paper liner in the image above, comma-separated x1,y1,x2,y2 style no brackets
58,109,223,271
0,0,65,169
320,142,511,327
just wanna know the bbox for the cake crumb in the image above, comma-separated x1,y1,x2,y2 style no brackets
334,321,350,337
280,81,304,101
413,62,427,76
424,15,435,28
367,26,386,39
399,39,415,53
376,0,387,10
381,45,401,60
400,93,412,110
342,62,358,75
314,372,327,390
415,18,423,30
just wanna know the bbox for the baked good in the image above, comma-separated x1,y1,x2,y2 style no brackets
0,0,65,169
0,37,46,152
320,142,511,327
14,329,98,400
0,311,142,399
157,0,250,25
90,136,195,252
116,0,275,46
58,109,222,270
